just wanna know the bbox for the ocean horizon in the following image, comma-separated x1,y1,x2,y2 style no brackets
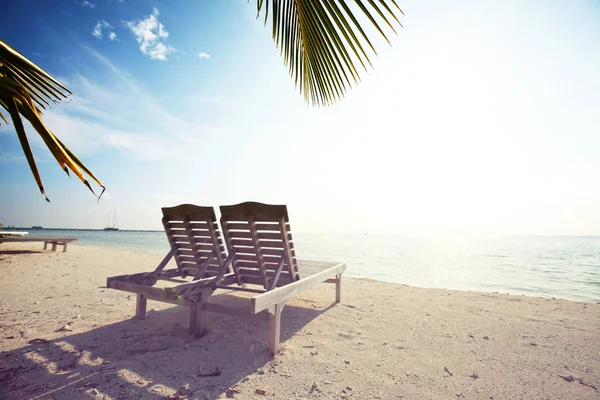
6,228,598,304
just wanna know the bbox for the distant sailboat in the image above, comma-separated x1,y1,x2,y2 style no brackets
103,210,119,231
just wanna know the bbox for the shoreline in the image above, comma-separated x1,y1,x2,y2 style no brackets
2,241,597,304
1,242,599,399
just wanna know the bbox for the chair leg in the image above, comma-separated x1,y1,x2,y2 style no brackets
135,294,147,319
268,301,285,355
43,241,48,250
189,292,207,337
62,242,68,253
51,242,57,251
336,273,343,303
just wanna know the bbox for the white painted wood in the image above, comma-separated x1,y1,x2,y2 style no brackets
251,262,347,313
268,301,285,355
136,294,147,320
0,231,28,237
336,273,343,303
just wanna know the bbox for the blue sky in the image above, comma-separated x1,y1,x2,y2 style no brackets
1,0,599,235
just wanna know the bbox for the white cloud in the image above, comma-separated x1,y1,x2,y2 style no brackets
35,47,224,165
126,8,176,60
197,52,211,59
79,0,95,8
92,20,118,41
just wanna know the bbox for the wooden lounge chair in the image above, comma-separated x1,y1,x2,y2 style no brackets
214,202,346,353
0,236,76,252
107,204,234,335
107,202,346,354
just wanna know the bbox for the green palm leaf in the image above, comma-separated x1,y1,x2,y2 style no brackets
0,39,105,201
256,0,403,107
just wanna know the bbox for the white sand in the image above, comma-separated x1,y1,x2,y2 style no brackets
0,243,599,399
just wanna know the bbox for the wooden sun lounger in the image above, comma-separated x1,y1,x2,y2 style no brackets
0,236,77,252
107,204,235,329
107,202,346,354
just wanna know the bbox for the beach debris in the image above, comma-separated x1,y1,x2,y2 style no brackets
4,336,14,339
468,334,475,339
28,338,49,344
444,367,454,376
558,375,598,391
226,386,241,398
310,351,319,356
56,322,74,332
90,388,99,395
309,383,319,395
559,374,575,382
483,336,490,340
255,389,267,395
470,372,480,379
303,345,314,348
198,366,221,377
344,360,350,365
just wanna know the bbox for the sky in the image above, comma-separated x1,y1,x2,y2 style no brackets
0,0,599,236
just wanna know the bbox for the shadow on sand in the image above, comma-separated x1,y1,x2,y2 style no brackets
0,296,334,399
0,249,46,255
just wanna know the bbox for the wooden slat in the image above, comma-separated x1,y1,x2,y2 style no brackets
236,261,291,273
279,217,299,281
231,238,254,247
255,223,288,231
234,253,258,262
233,253,292,264
220,202,289,222
107,279,178,303
240,275,292,287
175,243,225,252
251,262,347,313
260,248,294,257
165,222,211,230
226,223,250,230
229,231,292,240
170,236,221,245
257,240,284,249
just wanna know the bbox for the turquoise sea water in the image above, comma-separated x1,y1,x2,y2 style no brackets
10,230,600,303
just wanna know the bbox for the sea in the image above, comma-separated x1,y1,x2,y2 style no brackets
10,229,600,303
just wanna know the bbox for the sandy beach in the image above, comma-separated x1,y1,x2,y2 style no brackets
0,243,598,400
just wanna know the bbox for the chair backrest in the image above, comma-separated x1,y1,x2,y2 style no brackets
219,202,300,289
161,204,227,278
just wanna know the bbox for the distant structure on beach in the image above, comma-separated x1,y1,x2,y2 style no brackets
103,210,119,231
31,226,43,230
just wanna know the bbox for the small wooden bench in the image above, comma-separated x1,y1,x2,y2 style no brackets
0,237,77,252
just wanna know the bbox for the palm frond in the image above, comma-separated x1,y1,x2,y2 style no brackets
0,39,104,201
256,0,403,107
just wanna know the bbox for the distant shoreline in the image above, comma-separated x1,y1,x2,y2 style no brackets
3,227,163,233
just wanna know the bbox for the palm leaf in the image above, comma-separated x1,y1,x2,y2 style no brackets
0,39,104,201
256,0,403,107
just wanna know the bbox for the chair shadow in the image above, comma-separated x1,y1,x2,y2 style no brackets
0,250,45,255
0,296,335,399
